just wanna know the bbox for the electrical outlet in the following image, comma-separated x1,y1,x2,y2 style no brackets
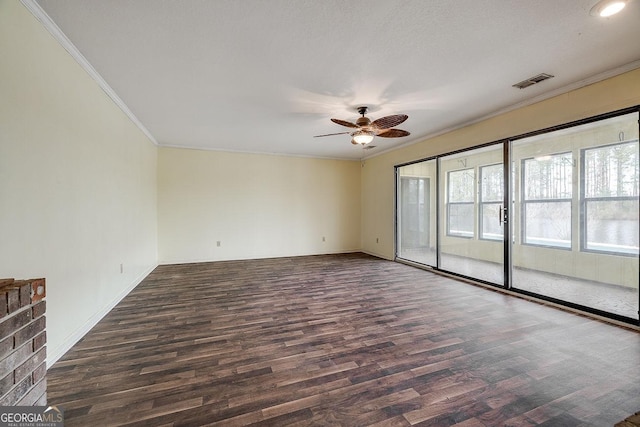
322,236,325,242
216,241,221,247
376,238,379,243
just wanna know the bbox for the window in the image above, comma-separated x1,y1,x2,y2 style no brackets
480,164,504,241
522,153,573,248
447,169,474,237
582,141,639,255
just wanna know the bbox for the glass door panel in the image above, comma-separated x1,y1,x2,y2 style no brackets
438,145,504,285
510,112,639,320
397,160,437,266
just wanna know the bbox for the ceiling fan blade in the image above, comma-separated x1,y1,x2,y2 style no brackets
313,131,351,138
377,128,410,138
331,118,359,128
371,114,408,130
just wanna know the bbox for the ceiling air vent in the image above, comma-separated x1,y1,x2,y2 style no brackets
512,73,554,89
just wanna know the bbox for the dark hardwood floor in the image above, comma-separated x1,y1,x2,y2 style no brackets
47,253,640,426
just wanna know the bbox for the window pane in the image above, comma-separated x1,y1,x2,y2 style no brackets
481,164,503,202
448,203,474,237
448,169,475,202
397,160,437,266
481,203,503,240
399,177,429,248
524,201,571,248
524,154,572,200
586,199,639,255
585,142,639,198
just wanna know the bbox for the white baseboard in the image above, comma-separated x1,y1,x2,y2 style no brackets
361,250,393,261
46,264,157,367
158,249,363,266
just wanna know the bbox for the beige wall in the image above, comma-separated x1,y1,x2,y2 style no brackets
0,1,158,365
362,68,640,262
3,0,639,366
158,148,361,263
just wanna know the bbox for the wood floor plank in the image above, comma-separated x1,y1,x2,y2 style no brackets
47,253,640,426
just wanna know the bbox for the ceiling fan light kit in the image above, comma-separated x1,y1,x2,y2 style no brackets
351,130,375,145
315,106,410,146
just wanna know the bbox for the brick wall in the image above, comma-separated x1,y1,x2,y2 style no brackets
0,278,46,406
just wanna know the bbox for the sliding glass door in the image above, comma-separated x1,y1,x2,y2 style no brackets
397,159,437,266
438,145,505,285
396,108,639,323
510,112,639,320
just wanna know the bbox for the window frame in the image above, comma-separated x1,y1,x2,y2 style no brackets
580,140,640,257
446,168,475,238
521,152,573,250
479,163,504,242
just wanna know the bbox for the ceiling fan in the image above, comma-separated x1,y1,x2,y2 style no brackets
314,106,410,145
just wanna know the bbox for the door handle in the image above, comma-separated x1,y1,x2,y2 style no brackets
499,206,508,225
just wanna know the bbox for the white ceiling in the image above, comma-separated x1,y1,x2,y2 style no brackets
32,0,640,160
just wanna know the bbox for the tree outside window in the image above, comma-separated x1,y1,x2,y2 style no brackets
582,141,639,255
522,153,573,248
447,169,475,237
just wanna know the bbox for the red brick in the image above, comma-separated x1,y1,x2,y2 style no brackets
0,372,33,406
33,331,46,352
0,371,14,397
0,335,13,359
0,279,15,289
32,301,46,319
14,316,45,347
7,289,19,313
15,348,46,384
0,342,32,378
0,309,31,341
30,279,45,303
15,377,46,406
34,391,47,406
19,283,31,308
0,293,7,320
0,278,47,408
32,362,46,383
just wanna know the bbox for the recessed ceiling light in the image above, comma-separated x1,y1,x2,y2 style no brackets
590,0,629,17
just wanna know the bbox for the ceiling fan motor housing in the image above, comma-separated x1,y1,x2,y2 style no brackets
356,116,371,127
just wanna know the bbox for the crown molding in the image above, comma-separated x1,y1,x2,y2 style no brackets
20,0,158,146
366,60,640,161
158,143,360,162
